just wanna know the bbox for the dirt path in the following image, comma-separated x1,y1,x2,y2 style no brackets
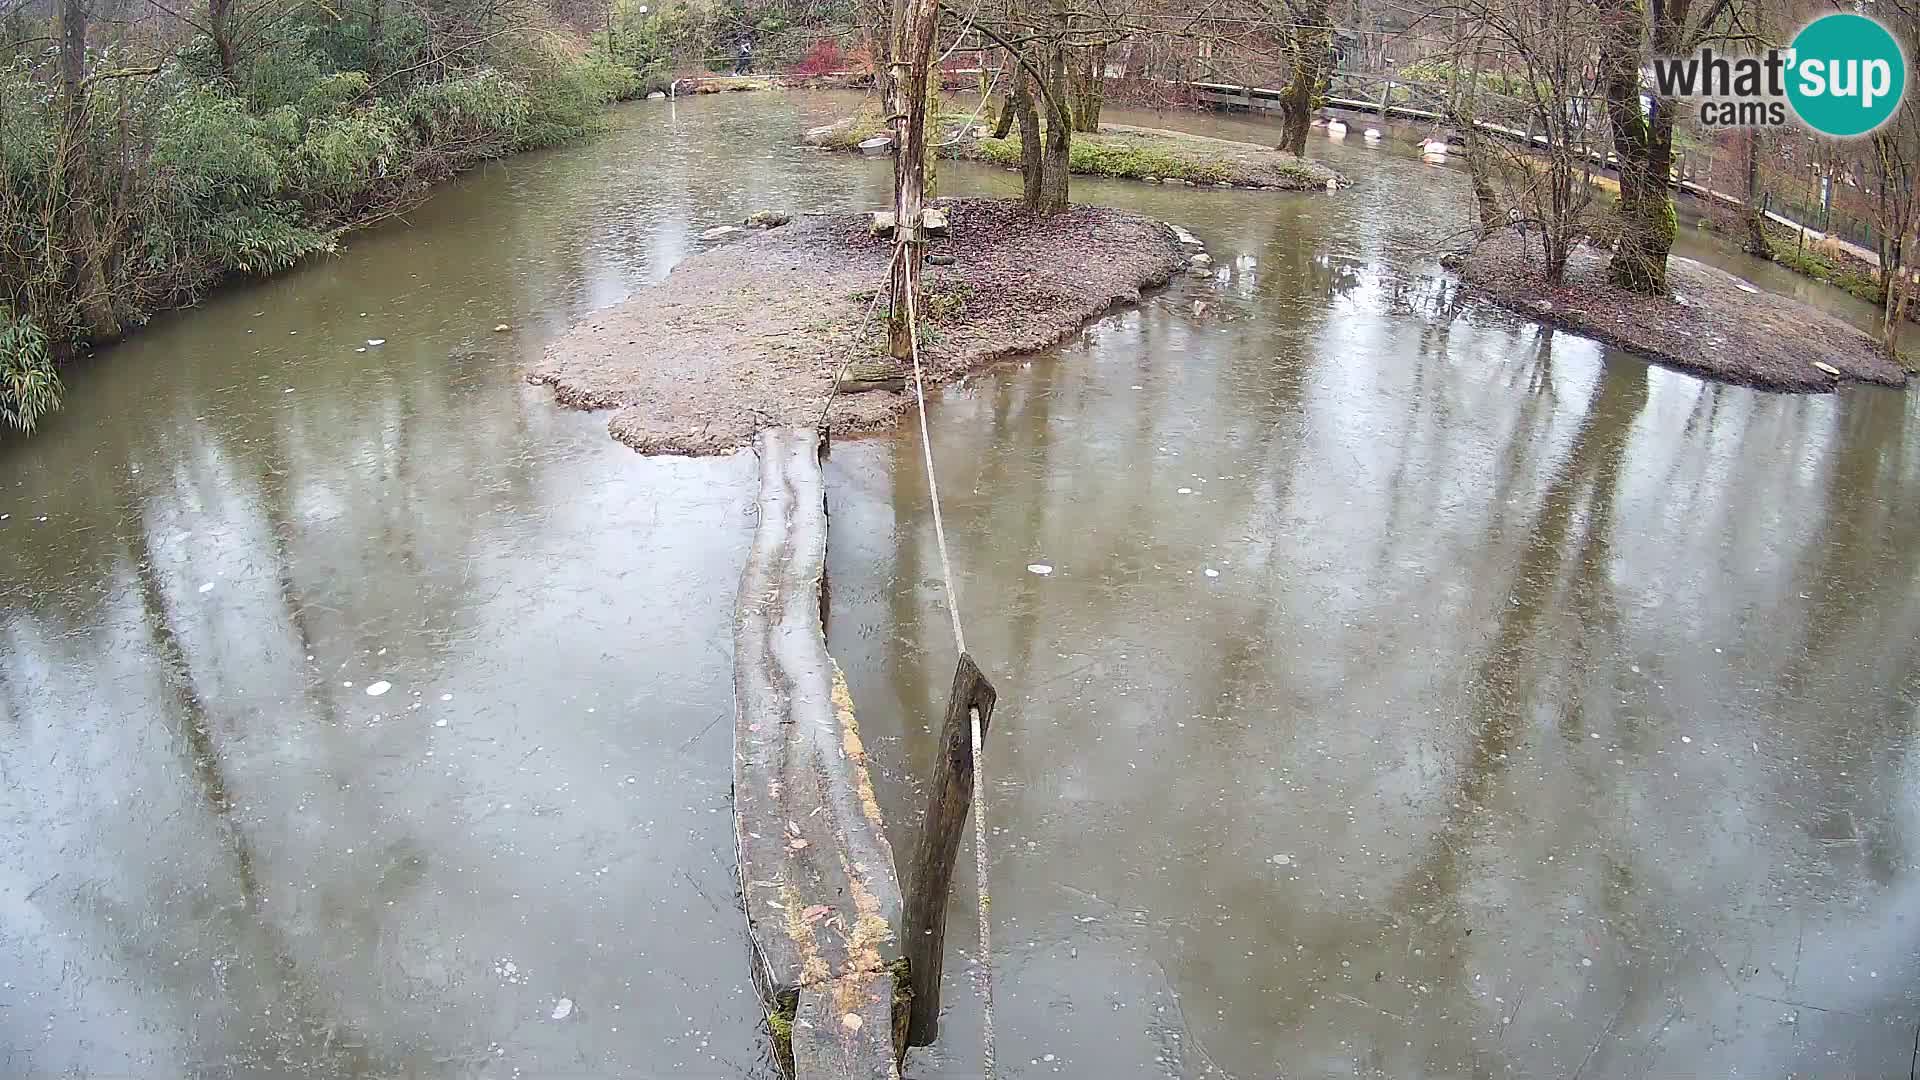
1457,234,1909,392
529,199,1187,455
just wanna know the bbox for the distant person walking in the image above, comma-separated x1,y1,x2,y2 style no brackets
735,39,753,75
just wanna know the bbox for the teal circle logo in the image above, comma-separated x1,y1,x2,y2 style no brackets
1787,13,1906,137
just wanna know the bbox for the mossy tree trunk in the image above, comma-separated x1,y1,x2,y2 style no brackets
1463,126,1502,238
924,53,939,199
58,0,85,96
866,0,897,105
1743,129,1771,257
1599,0,1684,295
53,0,118,341
990,49,1017,137
1278,0,1332,157
992,71,1016,138
1456,57,1501,238
1012,66,1043,207
886,0,940,360
366,0,384,81
1070,43,1104,132
1870,124,1919,356
1036,32,1072,214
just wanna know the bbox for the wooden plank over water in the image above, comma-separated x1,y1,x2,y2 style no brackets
733,426,904,1079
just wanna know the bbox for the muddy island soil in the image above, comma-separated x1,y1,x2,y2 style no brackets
528,198,1187,455
1456,233,1909,392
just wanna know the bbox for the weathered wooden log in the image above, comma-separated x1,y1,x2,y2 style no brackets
837,359,908,394
902,652,997,1046
734,427,906,1079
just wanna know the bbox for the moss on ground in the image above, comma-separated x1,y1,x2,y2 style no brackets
812,110,1337,190
811,104,890,151
767,989,798,1076
961,126,1332,189
687,76,773,94
1769,241,1885,306
889,958,913,1064
972,133,1235,184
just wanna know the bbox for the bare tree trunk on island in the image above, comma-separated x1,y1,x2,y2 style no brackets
1600,0,1657,292
1456,57,1500,238
1882,195,1906,357
1071,43,1105,132
1014,65,1043,208
1464,129,1502,238
1037,33,1072,214
1278,0,1331,157
1743,129,1770,257
991,48,1017,137
1886,271,1906,357
1871,129,1917,357
1599,0,1680,295
885,0,939,360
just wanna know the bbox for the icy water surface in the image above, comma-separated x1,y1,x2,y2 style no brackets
2,90,1916,1078
835,107,1920,1077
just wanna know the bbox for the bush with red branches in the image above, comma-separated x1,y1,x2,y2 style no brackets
792,38,845,76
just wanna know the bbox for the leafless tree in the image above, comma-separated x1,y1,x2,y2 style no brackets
1276,0,1333,154
1429,0,1604,282
1867,2,1920,355
1595,0,1747,294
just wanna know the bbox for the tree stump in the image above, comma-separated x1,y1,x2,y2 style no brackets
837,359,907,394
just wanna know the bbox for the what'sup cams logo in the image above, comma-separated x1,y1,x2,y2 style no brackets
1653,12,1908,136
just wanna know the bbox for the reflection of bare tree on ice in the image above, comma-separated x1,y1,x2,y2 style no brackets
122,479,383,1077
1399,361,1648,902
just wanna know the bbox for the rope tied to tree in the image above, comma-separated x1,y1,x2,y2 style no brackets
814,196,996,1078
818,221,997,1078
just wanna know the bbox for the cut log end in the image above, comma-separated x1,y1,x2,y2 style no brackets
837,359,906,394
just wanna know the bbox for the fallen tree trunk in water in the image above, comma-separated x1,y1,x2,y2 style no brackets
733,427,907,1079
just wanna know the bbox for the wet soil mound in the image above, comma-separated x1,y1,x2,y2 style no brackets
529,198,1186,455
1457,233,1909,392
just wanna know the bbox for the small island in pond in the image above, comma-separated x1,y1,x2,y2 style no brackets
528,198,1189,455
807,112,1343,191
1455,234,1909,392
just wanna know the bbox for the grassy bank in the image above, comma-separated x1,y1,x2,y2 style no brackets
1,13,667,435
810,106,1339,189
682,75,774,93
967,124,1337,189
1760,226,1886,306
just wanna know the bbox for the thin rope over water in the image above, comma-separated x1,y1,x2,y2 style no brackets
938,67,1002,147
816,245,900,432
900,274,967,657
817,223,996,1080
903,251,995,1080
